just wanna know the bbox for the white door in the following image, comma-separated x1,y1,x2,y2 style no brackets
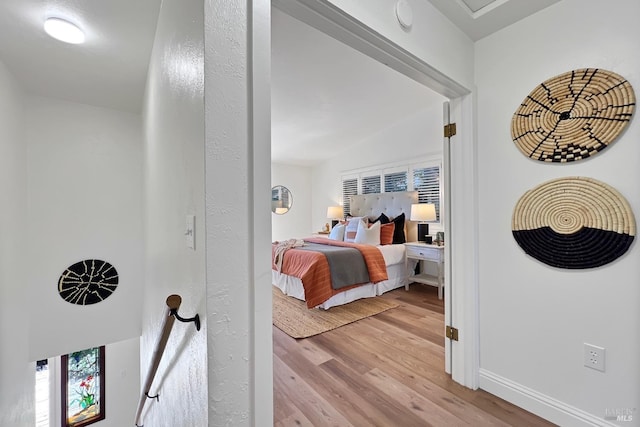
444,96,480,389
442,100,453,374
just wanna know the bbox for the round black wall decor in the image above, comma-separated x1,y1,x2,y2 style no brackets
58,259,119,305
512,177,635,269
511,68,635,162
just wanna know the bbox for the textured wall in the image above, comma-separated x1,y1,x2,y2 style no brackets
0,59,33,427
204,0,273,424
140,0,207,425
475,0,640,424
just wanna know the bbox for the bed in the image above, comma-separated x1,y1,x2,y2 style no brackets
272,191,419,309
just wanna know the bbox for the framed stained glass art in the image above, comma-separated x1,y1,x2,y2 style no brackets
61,346,105,427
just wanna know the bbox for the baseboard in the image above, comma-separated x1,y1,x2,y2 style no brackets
479,369,618,427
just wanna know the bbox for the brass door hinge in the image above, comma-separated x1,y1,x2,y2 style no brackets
446,325,459,341
444,123,457,138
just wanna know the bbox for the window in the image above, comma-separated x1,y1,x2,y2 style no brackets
413,165,441,221
35,360,50,427
61,346,105,427
341,157,442,221
341,177,358,216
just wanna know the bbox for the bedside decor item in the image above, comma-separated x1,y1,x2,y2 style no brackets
326,205,344,228
512,177,635,269
411,203,437,242
58,259,118,305
511,68,635,162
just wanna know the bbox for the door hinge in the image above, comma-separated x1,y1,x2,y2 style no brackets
446,325,459,341
444,123,457,138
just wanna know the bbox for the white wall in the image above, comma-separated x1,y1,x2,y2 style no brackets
141,0,207,425
0,60,32,427
103,338,141,427
272,163,312,240
26,96,143,361
0,63,144,427
311,104,445,229
475,0,640,424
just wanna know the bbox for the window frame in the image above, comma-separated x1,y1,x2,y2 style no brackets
60,346,106,427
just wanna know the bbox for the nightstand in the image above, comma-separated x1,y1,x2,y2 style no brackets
404,242,445,299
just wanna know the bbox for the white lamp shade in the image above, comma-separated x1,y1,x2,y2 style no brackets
326,206,344,219
410,203,436,222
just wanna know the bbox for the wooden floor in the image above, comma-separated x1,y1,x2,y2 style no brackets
273,284,556,427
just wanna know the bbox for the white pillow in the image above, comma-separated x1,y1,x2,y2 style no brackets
343,216,364,242
354,220,380,245
328,223,345,241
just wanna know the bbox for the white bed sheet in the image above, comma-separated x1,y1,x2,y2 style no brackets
272,244,417,309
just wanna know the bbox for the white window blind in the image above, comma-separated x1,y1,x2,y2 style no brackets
362,174,381,194
342,178,358,216
384,171,408,193
413,166,440,220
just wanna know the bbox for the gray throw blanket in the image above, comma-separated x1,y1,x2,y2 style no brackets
297,242,370,289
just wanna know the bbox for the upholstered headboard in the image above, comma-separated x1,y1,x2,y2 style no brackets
350,191,418,242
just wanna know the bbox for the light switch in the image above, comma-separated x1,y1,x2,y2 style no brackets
185,215,195,249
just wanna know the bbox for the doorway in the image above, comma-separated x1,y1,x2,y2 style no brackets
270,0,478,389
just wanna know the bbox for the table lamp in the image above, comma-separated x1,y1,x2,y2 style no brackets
326,206,344,228
410,203,436,242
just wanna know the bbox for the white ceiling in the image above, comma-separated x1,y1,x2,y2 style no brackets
271,8,446,166
0,0,560,164
0,0,161,114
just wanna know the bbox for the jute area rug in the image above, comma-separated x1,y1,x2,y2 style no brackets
272,286,399,339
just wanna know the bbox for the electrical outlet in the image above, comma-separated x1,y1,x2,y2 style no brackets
584,343,605,372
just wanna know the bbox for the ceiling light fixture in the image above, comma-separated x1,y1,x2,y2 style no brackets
44,17,85,44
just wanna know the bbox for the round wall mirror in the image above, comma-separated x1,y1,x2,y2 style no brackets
271,185,292,214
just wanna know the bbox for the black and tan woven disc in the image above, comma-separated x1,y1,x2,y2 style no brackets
512,177,635,269
511,68,635,162
58,259,119,305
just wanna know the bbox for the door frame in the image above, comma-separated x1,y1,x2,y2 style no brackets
271,0,480,389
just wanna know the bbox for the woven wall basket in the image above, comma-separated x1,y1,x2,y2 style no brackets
511,68,635,162
512,177,635,269
58,259,118,305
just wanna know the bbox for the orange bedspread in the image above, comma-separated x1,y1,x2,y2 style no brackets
272,237,388,308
